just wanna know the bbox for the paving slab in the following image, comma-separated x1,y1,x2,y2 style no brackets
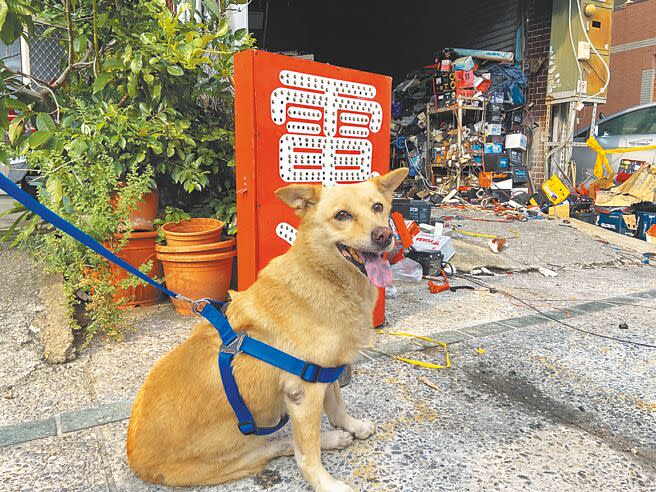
0,429,110,492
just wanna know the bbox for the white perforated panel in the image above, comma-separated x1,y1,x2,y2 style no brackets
270,70,383,186
276,222,297,246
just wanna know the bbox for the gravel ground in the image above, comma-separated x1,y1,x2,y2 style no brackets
1,213,655,491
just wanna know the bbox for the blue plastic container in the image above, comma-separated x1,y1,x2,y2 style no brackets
635,211,656,240
595,211,636,237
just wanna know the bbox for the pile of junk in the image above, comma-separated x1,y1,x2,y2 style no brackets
389,46,656,251
390,47,548,219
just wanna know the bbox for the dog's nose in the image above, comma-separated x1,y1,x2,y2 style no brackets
371,227,393,248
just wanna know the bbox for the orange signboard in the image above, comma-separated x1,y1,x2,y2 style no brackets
234,50,391,326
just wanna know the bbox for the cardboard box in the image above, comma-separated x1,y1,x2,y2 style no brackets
453,56,475,71
412,233,456,261
484,142,503,154
487,123,502,136
595,212,637,237
505,133,528,150
548,203,570,218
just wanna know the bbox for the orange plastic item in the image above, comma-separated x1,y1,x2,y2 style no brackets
156,249,236,316
108,231,164,309
161,218,224,246
235,50,392,326
155,237,236,256
427,270,450,294
479,172,492,188
647,224,656,244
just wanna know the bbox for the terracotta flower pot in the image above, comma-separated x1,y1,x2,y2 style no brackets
106,231,164,309
156,249,236,316
161,218,224,246
110,189,159,231
155,237,236,256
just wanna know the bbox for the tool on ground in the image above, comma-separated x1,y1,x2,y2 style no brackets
0,172,344,437
426,269,450,294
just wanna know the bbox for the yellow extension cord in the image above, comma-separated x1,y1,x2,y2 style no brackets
374,330,451,369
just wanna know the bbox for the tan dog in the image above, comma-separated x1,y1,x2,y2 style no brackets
126,168,408,492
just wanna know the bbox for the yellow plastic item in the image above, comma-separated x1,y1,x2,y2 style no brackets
541,175,570,205
586,136,656,178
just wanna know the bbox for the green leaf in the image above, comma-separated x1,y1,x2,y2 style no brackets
166,65,184,76
39,26,59,38
216,17,229,37
140,32,156,44
93,72,112,93
2,97,27,111
28,130,54,149
151,83,161,99
143,72,154,86
45,177,63,205
127,73,138,97
203,0,221,18
0,0,8,34
130,56,142,73
8,119,24,144
73,34,88,53
0,109,8,130
234,28,247,40
36,112,56,131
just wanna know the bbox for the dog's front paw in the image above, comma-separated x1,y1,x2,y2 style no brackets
321,430,354,450
351,418,376,440
317,478,354,492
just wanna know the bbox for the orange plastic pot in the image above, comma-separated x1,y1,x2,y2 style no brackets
110,189,159,231
107,231,164,309
155,237,236,256
161,218,224,246
156,249,236,316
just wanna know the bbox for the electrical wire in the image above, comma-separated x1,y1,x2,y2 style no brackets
568,0,584,100
576,0,611,103
453,273,656,349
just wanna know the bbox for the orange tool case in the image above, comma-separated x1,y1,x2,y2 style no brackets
234,50,392,327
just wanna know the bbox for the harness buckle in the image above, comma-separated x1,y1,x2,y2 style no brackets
300,362,322,383
191,298,215,316
237,419,257,435
220,332,247,355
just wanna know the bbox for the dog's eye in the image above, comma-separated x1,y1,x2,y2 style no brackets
334,210,352,221
372,202,384,213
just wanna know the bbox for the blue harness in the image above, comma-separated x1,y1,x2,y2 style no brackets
0,173,345,436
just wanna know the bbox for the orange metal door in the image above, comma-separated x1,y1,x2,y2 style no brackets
234,50,391,326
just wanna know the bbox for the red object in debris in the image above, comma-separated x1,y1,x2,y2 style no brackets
454,70,475,89
234,50,392,327
615,172,632,184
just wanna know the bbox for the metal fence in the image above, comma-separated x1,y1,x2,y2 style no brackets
29,24,66,85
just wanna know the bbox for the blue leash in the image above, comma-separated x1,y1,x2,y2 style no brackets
0,172,345,435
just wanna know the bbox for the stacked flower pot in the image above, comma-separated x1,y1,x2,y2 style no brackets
156,218,236,315
107,189,164,309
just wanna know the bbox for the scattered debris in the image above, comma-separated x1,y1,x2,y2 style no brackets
619,322,629,330
418,376,442,392
475,348,487,355
538,267,558,278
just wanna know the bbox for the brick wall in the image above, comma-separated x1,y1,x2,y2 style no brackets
579,0,656,127
525,0,553,185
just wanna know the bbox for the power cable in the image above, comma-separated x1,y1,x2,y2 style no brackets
453,273,656,349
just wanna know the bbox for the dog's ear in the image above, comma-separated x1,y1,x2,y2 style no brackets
372,168,409,196
275,184,322,214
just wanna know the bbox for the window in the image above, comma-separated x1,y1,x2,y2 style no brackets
597,106,656,136
1,39,21,72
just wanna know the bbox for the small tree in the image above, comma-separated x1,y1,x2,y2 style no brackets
0,0,252,341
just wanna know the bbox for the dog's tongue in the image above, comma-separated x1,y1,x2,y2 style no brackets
363,254,393,288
